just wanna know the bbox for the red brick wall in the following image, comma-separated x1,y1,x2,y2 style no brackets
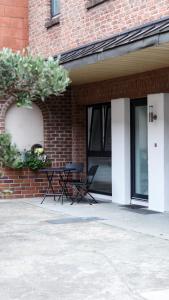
0,0,29,199
29,0,169,57
71,66,169,167
72,96,86,172
2,0,169,199
73,67,169,105
0,92,72,199
0,0,28,51
2,65,169,198
0,168,46,199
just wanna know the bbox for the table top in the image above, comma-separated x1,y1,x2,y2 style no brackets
40,167,76,173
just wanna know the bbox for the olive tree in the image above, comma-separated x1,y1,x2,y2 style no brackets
0,48,70,108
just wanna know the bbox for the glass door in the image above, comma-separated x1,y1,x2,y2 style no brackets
87,103,112,195
131,99,148,201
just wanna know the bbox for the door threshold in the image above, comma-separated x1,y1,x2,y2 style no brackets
131,199,149,207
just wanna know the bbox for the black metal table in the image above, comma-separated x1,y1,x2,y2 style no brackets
40,167,75,204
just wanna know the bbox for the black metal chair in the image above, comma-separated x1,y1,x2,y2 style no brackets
58,162,84,202
65,162,84,176
70,165,98,205
64,162,84,184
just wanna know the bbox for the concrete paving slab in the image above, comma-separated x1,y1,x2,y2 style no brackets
142,289,169,300
25,197,169,240
1,199,169,300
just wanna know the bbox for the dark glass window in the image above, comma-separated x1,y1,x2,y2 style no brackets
104,106,111,152
51,0,60,17
87,103,112,195
89,107,102,152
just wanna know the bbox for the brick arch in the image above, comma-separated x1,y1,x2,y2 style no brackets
0,94,73,161
0,97,16,132
0,98,51,149
0,97,56,158
0,91,73,199
35,100,51,150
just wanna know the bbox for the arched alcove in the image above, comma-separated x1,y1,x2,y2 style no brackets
5,103,44,151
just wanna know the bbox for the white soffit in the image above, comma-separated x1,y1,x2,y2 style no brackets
70,43,169,85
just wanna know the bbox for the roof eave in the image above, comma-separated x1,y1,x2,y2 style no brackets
63,34,166,70
55,16,169,70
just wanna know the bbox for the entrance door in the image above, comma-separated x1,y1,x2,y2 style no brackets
131,99,148,201
87,103,112,195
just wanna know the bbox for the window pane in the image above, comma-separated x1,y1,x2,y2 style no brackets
88,157,112,194
88,107,93,148
135,106,148,196
89,108,102,151
87,103,112,195
52,0,59,16
104,106,111,151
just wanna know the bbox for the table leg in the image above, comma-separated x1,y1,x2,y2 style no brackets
59,171,72,204
41,171,55,204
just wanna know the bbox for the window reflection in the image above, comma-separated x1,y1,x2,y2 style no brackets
87,103,112,195
88,157,112,195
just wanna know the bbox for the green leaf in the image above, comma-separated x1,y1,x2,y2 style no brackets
0,48,71,107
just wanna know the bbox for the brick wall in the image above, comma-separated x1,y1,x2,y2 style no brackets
2,0,169,199
0,0,29,199
2,65,169,198
0,168,46,199
0,92,72,199
73,67,169,104
29,0,169,57
71,66,169,170
72,96,86,172
0,0,28,51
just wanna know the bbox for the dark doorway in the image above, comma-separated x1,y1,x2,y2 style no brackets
87,103,112,195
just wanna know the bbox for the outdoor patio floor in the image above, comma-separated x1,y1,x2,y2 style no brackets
1,198,169,300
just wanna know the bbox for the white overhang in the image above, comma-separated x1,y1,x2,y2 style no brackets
56,17,169,85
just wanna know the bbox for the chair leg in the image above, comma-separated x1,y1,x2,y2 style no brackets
87,192,98,204
80,188,97,204
77,193,84,203
87,197,93,205
70,189,80,205
41,195,46,204
78,188,93,205
70,186,97,205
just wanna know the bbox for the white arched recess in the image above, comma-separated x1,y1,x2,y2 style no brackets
5,103,44,151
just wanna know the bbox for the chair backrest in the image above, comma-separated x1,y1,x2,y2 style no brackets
86,165,98,185
65,162,84,173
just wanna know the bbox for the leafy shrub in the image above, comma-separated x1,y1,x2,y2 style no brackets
24,150,51,171
0,133,51,170
0,48,70,108
0,133,23,169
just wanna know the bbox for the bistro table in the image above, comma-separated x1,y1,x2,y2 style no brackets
40,167,76,204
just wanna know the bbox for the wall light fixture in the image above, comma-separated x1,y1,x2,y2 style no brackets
149,105,157,123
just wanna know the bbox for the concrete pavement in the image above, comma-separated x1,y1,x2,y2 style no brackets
0,199,169,300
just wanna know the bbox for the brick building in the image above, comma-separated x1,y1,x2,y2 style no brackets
1,0,169,211
0,0,28,50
